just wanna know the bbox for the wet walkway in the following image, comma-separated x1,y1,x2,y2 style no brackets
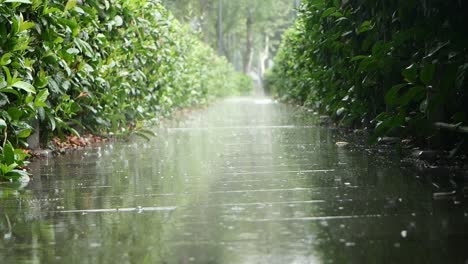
1,97,467,263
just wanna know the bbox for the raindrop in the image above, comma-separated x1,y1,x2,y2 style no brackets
345,242,356,247
394,243,401,248
231,206,244,212
401,230,408,238
89,242,101,248
336,142,349,147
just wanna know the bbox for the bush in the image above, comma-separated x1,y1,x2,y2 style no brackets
266,0,468,142
0,0,251,181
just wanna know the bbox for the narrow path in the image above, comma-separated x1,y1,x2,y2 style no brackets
0,97,467,263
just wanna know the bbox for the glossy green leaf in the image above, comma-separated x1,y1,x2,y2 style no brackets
2,142,15,166
0,163,17,175
385,84,406,106
0,118,6,129
12,81,36,94
321,7,336,18
0,88,20,97
5,0,32,3
350,55,368,62
16,128,32,138
0,53,12,66
2,66,12,85
357,21,373,34
65,0,77,11
402,64,418,84
34,89,49,107
7,107,22,121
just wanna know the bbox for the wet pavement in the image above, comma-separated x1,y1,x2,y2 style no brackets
1,97,467,264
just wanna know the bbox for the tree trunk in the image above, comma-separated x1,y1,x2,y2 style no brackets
258,34,269,77
199,0,210,44
243,8,253,73
217,0,224,56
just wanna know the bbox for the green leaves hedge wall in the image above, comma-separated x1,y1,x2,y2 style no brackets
266,0,468,142
0,0,251,181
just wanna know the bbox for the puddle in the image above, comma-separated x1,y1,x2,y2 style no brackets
0,97,467,263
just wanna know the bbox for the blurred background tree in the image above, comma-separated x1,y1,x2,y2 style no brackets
162,0,297,76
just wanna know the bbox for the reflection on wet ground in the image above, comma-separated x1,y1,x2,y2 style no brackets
1,97,467,263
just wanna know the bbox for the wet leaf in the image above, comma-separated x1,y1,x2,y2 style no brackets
66,48,80,55
5,0,31,3
385,84,407,106
65,0,77,11
0,119,6,129
34,89,49,107
0,53,12,66
12,81,36,94
3,142,15,166
114,15,123,27
403,64,418,84
16,128,32,138
357,21,373,34
321,7,337,18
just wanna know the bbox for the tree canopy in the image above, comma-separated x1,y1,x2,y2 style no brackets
163,0,296,74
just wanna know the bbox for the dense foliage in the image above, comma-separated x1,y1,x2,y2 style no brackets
0,0,251,181
266,0,468,143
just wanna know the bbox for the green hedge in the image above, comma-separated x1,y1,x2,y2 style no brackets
266,0,468,142
0,0,251,181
